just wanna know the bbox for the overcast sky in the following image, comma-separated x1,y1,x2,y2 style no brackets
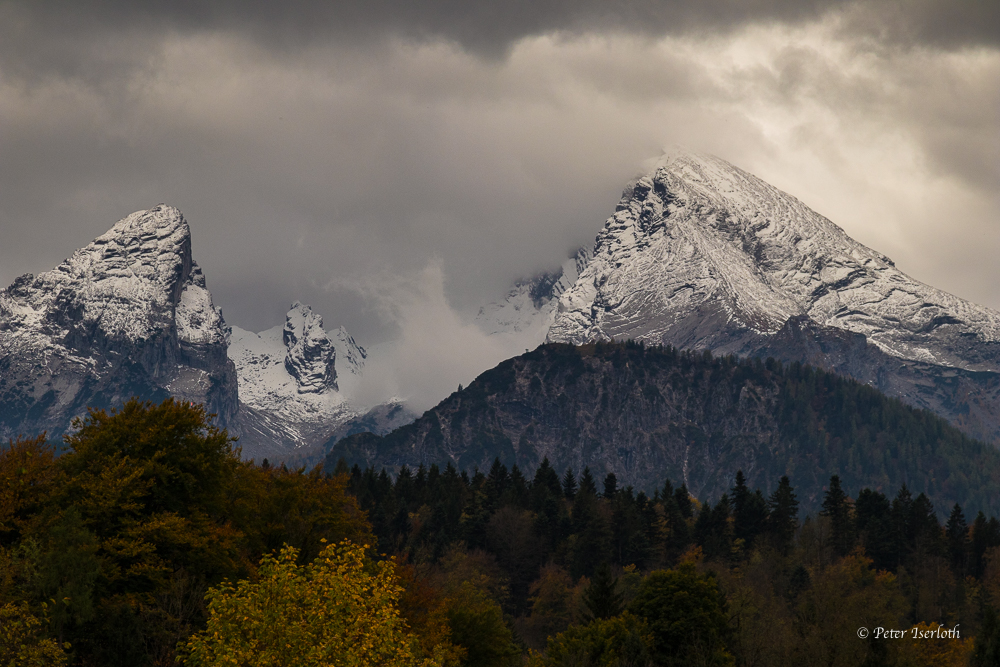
1,0,997,406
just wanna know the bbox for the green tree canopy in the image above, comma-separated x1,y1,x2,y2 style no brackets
629,563,733,667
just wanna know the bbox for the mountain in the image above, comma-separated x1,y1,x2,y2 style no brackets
0,205,414,458
229,302,378,458
481,151,1000,444
0,205,238,440
327,342,1000,515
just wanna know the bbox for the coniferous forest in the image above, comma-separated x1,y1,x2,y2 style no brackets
5,398,1000,665
329,342,1000,518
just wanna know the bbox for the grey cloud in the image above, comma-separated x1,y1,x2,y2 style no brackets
1,0,995,84
0,3,996,410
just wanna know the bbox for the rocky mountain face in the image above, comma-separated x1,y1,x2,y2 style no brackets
229,303,374,459
0,205,238,440
0,204,410,459
328,342,1000,514
482,152,1000,444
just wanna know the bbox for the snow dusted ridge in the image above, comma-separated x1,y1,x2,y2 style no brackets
475,248,592,350
229,303,374,455
547,151,1000,372
0,205,238,438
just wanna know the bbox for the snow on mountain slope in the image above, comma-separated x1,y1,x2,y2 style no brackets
0,205,238,438
547,151,1000,374
475,248,591,349
229,303,360,452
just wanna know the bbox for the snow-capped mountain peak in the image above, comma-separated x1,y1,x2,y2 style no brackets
548,150,1000,371
0,204,238,438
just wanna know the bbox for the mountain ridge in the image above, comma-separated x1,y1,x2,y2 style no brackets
479,151,1000,443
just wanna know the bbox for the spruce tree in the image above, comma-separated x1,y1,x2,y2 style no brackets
563,467,578,499
674,484,694,520
891,484,915,567
767,476,799,556
603,473,618,499
821,475,855,558
855,489,894,571
571,488,610,578
911,493,942,556
971,512,1000,578
946,503,969,577
731,471,768,551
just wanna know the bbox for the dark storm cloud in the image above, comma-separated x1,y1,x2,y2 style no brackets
1,0,996,79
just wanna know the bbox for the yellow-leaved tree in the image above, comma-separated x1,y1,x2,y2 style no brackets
182,540,448,667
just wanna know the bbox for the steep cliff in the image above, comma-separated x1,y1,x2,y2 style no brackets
0,205,238,439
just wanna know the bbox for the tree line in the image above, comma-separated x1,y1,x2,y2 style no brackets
5,397,1000,665
341,455,1000,666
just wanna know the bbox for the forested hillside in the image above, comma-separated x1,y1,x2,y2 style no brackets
329,342,1000,515
4,398,1000,666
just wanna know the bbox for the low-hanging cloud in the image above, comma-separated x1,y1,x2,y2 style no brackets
340,262,528,412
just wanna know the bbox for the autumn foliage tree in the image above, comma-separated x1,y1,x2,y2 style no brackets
0,398,375,666
182,540,451,667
